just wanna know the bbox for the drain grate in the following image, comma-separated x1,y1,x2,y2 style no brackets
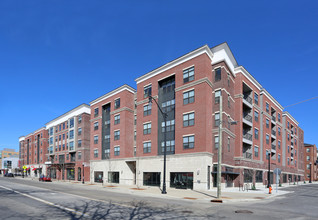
235,210,253,214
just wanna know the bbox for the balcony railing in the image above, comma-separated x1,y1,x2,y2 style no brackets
243,114,253,123
291,153,294,157
272,116,276,122
271,130,276,136
243,133,253,141
271,144,276,150
244,152,252,159
243,95,253,104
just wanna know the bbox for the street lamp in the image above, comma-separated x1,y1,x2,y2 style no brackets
148,95,167,194
82,163,85,184
309,162,312,183
267,151,273,188
216,93,237,199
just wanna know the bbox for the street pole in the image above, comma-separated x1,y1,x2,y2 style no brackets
82,163,85,184
309,163,312,183
267,151,271,188
217,94,223,199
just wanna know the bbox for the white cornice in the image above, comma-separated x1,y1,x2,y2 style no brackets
135,45,213,84
211,42,238,73
282,111,299,125
19,136,25,142
45,104,91,128
90,84,136,106
234,66,262,90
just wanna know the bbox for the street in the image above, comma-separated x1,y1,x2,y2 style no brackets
0,177,317,219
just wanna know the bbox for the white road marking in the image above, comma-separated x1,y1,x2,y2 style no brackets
0,185,89,217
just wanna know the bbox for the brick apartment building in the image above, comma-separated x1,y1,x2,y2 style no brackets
304,143,317,182
88,43,304,190
45,104,91,182
19,127,49,177
19,43,305,190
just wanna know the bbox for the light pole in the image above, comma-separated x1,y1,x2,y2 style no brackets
309,162,312,183
267,151,272,188
149,95,167,194
82,163,85,184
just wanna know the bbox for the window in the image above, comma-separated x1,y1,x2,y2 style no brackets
183,112,195,127
78,128,82,136
69,141,74,151
278,127,281,136
228,95,230,108
59,124,61,131
114,130,120,140
254,93,258,105
59,135,61,141
161,119,175,132
78,116,82,124
307,164,311,169
183,90,195,105
78,140,82,147
94,108,99,117
306,148,310,153
295,139,297,145
278,141,281,149
227,137,230,152
94,122,99,130
162,99,175,112
143,123,151,135
288,146,290,153
50,127,53,136
114,146,120,156
183,66,194,83
266,134,269,144
255,171,263,183
254,129,259,140
215,68,221,81
215,90,221,104
94,149,98,158
287,121,290,129
143,104,152,116
134,115,137,125
183,135,194,149
143,142,151,153
254,111,259,122
266,119,269,128
114,114,120,125
105,135,110,143
288,158,290,165
214,136,219,149
288,133,290,140
307,156,310,161
105,149,110,158
266,103,269,113
215,113,220,126
161,140,175,153
70,118,74,128
115,98,120,109
78,152,82,160
69,130,74,139
144,85,152,98
94,136,98,144
278,113,281,122
254,146,259,157
278,155,281,163
266,150,270,160
63,144,65,150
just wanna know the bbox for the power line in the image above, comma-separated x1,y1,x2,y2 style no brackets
284,96,318,108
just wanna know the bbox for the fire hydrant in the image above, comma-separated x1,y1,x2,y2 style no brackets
269,186,272,194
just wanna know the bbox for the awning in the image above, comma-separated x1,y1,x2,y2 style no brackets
211,171,240,175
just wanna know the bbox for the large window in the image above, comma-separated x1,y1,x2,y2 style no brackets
78,128,82,136
170,172,193,189
266,102,269,113
266,134,269,144
278,127,281,136
67,168,75,180
162,99,175,112
115,98,120,109
161,140,175,153
278,113,281,122
183,90,194,105
183,112,194,127
94,135,98,144
114,146,120,156
266,119,269,128
143,172,160,186
143,141,151,153
215,136,219,149
244,169,253,183
215,90,221,104
144,85,152,98
278,154,281,163
143,123,152,135
215,113,220,126
255,171,263,182
94,122,99,130
215,68,221,81
143,104,152,116
94,171,103,183
78,140,82,147
94,108,99,117
108,172,119,183
254,146,259,157
114,130,120,140
183,135,194,149
114,114,120,125
254,93,258,105
161,119,175,132
254,111,259,122
69,130,74,139
278,141,281,149
254,128,259,140
94,149,98,158
78,116,82,124
105,135,110,143
183,66,194,83
69,141,74,151
78,152,82,160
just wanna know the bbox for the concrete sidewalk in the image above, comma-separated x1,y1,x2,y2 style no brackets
16,176,315,203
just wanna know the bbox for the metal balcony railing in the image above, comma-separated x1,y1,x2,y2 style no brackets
243,114,253,123
244,152,252,159
243,133,253,141
272,116,276,122
271,130,276,136
243,95,253,104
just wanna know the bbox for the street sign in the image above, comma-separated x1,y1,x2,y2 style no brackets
273,168,281,175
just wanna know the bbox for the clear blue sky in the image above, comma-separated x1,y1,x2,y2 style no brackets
0,1,317,152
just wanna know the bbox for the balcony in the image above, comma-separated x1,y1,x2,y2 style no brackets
243,94,253,108
243,114,253,123
243,152,252,159
291,153,294,158
243,133,253,141
271,130,276,136
271,144,276,151
271,115,276,122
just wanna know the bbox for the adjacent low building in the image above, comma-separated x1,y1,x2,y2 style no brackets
304,143,317,182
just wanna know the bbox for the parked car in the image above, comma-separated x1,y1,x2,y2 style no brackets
5,173,14,177
39,176,52,182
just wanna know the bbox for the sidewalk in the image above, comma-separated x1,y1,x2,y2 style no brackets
16,176,315,203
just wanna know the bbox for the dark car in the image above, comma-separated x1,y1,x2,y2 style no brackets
5,173,14,177
39,176,52,182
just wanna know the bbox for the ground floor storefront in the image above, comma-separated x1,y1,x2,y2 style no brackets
47,162,90,182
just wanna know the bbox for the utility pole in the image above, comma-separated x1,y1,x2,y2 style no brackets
217,94,223,199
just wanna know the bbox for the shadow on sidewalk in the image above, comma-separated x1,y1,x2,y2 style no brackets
191,190,217,199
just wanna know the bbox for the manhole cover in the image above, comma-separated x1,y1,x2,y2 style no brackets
235,210,253,214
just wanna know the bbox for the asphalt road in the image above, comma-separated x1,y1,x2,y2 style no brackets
0,177,317,219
